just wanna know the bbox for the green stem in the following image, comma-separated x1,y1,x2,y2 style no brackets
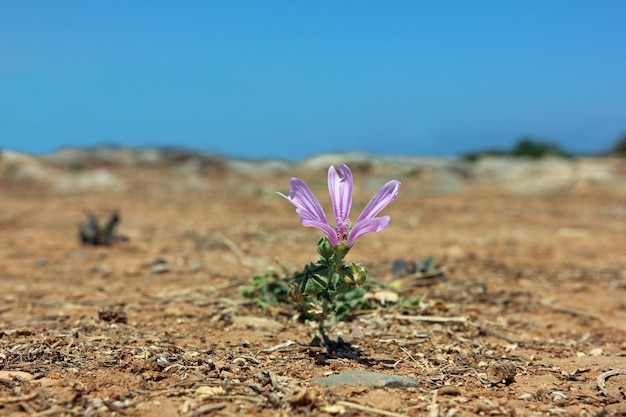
317,252,345,339
318,297,329,342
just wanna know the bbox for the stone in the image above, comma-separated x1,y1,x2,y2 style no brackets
391,258,414,277
34,258,48,266
151,259,171,273
310,370,418,388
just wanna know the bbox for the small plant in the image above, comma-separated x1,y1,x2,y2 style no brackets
78,210,122,245
239,271,291,309
239,268,383,324
273,163,400,342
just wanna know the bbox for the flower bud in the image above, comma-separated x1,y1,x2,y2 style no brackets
344,262,367,286
317,236,334,260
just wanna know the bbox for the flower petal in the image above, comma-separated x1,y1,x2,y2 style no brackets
278,178,339,246
301,220,341,247
327,164,353,226
355,180,400,223
278,178,328,223
346,216,390,246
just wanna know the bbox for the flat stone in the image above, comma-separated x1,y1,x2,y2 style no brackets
311,370,418,388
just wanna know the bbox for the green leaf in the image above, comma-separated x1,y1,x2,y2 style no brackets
302,273,328,295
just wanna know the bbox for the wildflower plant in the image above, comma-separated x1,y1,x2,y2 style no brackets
78,210,122,246
278,163,400,340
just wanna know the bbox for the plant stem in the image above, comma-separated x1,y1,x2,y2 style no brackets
317,251,346,344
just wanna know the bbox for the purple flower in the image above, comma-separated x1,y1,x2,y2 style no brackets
278,164,400,247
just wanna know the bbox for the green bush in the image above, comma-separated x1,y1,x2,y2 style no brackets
510,138,568,158
462,137,569,161
609,134,626,156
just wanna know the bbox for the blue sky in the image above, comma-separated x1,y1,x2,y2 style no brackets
2,1,625,160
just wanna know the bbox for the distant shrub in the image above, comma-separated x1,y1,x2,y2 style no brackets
461,149,507,162
609,134,626,156
510,138,569,158
69,160,86,172
462,137,570,161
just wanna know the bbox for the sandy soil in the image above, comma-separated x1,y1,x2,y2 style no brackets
1,161,625,416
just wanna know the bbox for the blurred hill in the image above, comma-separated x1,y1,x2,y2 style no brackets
1,146,624,196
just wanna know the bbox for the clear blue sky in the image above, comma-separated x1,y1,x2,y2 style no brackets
2,1,625,160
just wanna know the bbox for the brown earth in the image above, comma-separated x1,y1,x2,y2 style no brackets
1,158,625,416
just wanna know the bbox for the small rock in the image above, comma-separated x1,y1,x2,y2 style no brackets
98,306,128,324
187,260,204,272
152,259,170,273
90,264,110,274
195,386,225,397
486,361,516,385
588,348,603,356
391,258,415,277
311,370,418,388
34,258,48,266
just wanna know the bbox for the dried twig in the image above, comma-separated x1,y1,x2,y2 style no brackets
449,367,492,385
386,315,467,324
268,371,286,393
596,368,626,396
258,340,296,354
216,234,261,270
482,326,527,344
380,339,419,366
336,400,408,417
30,407,76,417
539,300,598,321
217,234,245,258
0,390,39,404
427,389,439,417
207,395,264,404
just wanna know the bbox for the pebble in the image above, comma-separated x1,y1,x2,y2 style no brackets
90,264,110,273
311,370,419,388
187,260,204,272
34,258,48,266
391,258,415,277
152,259,170,273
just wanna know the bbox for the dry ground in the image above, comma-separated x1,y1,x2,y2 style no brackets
1,160,625,416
